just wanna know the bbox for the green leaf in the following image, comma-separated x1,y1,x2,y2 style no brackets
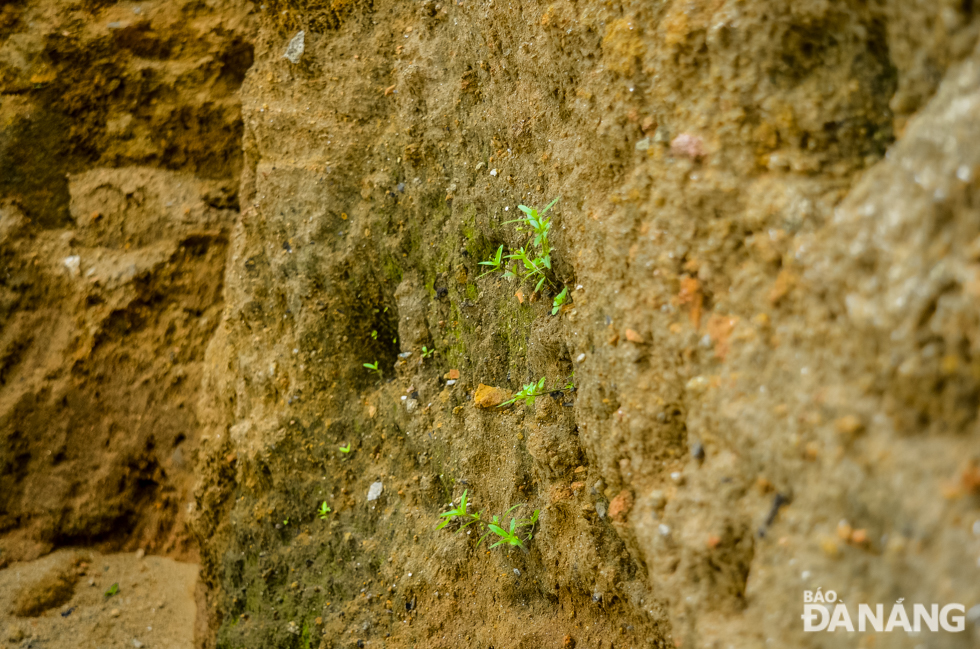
541,196,560,215
105,583,119,597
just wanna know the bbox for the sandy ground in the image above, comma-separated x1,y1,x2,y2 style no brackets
0,550,199,649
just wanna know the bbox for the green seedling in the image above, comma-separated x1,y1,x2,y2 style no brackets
435,489,482,532
506,246,550,293
370,330,378,340
481,197,566,297
509,196,560,256
105,583,119,598
552,287,568,315
478,505,541,550
499,375,575,408
318,501,331,519
339,442,352,454
486,517,524,549
437,490,541,553
421,345,435,361
363,360,382,380
283,518,289,526
478,244,504,277
500,377,547,408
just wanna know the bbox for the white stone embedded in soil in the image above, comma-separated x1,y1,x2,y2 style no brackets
283,31,305,64
367,481,383,501
64,255,81,276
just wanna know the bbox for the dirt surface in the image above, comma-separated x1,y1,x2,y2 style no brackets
0,549,200,649
0,0,254,565
5,0,980,648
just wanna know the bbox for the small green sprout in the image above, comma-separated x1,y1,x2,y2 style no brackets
437,490,541,552
506,246,550,293
105,583,119,598
477,505,540,550
339,441,351,454
363,360,382,380
500,377,547,408
552,287,568,315
479,244,504,277
421,345,435,359
283,517,289,526
318,501,331,519
499,375,575,408
370,330,378,340
480,197,564,296
435,489,482,532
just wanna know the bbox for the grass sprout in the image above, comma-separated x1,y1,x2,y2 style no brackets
499,375,575,408
478,505,541,550
481,197,568,299
551,287,568,315
435,489,482,532
478,244,504,277
436,490,541,552
318,501,331,519
363,360,382,380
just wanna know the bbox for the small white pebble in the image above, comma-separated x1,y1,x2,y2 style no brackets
283,31,305,64
446,379,457,385
576,353,586,363
801,571,811,580
658,524,670,537
670,471,683,484
489,169,498,176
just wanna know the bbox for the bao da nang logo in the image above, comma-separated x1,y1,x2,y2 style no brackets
802,588,966,633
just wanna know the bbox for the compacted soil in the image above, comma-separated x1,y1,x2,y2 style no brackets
3,1,980,649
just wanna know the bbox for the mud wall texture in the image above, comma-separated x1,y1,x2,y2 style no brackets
0,0,254,564
193,1,980,648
